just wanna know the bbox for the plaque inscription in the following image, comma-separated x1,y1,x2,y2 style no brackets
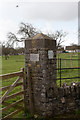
30,54,39,61
48,50,54,59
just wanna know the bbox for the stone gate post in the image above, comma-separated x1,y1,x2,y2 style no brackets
25,33,57,117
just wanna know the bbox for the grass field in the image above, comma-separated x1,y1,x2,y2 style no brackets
0,53,80,119
0,55,25,118
57,53,80,86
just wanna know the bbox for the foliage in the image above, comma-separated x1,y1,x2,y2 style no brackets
48,30,67,48
2,45,10,60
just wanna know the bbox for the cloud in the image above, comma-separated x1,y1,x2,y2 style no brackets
0,2,78,22
23,2,78,21
0,0,79,3
0,19,18,42
0,1,78,46
78,1,80,26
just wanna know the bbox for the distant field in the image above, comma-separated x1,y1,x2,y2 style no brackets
1,53,80,73
2,55,25,74
1,53,80,86
1,53,80,118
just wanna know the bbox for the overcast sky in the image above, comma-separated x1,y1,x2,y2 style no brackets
0,0,79,47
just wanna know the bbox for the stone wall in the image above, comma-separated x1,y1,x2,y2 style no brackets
48,83,80,116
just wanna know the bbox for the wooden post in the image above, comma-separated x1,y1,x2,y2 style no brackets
65,60,67,68
60,58,61,87
64,54,66,68
21,68,25,109
27,67,34,115
70,53,73,68
58,54,60,73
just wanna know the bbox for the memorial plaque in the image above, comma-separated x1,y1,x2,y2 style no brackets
48,50,54,59
30,54,39,61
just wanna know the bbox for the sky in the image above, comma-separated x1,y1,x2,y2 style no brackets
0,0,79,48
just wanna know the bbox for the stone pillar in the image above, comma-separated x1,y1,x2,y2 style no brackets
25,33,57,117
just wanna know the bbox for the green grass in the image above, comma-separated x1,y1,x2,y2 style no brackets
57,53,80,86
2,55,25,74
1,55,25,119
1,53,80,119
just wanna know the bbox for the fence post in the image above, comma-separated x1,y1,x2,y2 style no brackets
21,68,25,109
70,53,73,68
65,60,67,68
60,58,61,87
27,67,34,115
58,54,60,73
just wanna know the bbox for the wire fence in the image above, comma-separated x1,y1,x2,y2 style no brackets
56,58,80,87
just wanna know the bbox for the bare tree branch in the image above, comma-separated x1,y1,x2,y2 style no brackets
18,22,39,38
48,30,67,49
7,23,40,47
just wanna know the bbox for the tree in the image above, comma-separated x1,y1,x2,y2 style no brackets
7,22,40,48
2,22,40,60
48,30,67,49
2,41,16,60
2,44,10,60
7,23,67,51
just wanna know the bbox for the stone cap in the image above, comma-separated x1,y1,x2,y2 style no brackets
25,33,56,49
28,33,53,40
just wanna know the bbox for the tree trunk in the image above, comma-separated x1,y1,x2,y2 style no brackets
5,55,7,60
